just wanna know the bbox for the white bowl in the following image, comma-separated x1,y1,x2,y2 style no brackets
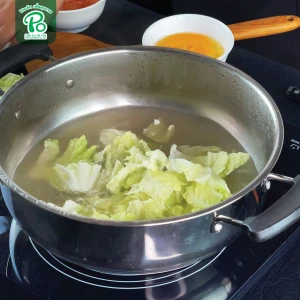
142,14,234,62
53,0,106,33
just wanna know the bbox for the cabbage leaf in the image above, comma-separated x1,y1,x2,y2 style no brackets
143,119,175,143
28,139,60,180
47,162,101,192
32,125,252,221
0,73,24,97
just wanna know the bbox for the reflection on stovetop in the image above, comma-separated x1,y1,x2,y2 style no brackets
0,122,300,300
28,228,226,290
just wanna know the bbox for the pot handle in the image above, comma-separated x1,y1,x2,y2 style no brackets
213,173,300,242
0,44,53,77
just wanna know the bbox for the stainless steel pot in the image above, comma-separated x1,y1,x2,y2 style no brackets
0,44,299,275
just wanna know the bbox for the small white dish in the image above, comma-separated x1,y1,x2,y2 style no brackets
53,0,106,33
142,14,234,62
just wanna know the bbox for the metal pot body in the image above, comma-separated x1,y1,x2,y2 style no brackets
0,47,287,274
2,183,261,274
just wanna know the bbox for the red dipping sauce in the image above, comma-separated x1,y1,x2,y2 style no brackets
60,0,98,10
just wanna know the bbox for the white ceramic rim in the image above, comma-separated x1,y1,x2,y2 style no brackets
57,0,103,14
142,14,235,61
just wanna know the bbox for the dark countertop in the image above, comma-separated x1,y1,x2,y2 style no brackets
244,236,300,300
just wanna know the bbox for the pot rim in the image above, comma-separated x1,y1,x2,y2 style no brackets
0,46,284,227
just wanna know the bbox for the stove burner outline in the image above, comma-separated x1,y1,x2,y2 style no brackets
30,238,226,290
49,252,199,283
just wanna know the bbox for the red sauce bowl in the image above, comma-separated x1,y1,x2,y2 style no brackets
53,0,106,33
60,0,99,11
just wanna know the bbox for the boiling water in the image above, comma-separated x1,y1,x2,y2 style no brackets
14,106,258,207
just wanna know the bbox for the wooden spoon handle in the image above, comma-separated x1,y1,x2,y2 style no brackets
228,15,300,41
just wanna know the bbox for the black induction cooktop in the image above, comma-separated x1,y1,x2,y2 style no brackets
0,121,300,300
